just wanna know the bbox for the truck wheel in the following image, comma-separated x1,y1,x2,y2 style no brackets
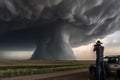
117,70,120,80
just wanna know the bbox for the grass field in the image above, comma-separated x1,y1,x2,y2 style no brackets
0,60,95,78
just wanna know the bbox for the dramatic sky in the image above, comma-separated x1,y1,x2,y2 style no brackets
73,31,120,60
0,0,120,60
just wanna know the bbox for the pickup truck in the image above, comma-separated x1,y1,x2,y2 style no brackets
89,55,120,78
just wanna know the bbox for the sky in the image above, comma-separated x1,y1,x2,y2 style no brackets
73,31,120,60
0,0,120,60
0,43,36,60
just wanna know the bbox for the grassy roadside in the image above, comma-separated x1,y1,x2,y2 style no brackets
0,60,93,78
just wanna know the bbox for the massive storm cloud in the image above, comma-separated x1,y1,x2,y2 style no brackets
0,0,120,60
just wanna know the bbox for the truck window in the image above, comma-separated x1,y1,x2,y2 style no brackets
108,57,119,64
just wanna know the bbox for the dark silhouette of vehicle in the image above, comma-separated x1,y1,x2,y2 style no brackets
89,55,120,78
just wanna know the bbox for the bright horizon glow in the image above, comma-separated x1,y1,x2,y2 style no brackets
73,31,120,60
0,51,33,60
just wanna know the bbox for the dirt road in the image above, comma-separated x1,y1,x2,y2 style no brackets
41,70,89,80
40,71,117,80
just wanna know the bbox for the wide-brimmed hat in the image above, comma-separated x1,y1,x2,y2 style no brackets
96,40,103,44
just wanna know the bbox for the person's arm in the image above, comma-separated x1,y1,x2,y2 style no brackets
93,45,96,52
102,46,104,56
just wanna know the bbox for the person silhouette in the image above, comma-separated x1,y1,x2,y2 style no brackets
93,40,106,80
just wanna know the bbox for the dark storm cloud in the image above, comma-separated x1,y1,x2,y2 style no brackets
0,0,120,60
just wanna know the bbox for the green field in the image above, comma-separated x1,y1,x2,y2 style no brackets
0,60,95,78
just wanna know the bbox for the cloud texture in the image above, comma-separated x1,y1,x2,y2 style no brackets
0,0,120,60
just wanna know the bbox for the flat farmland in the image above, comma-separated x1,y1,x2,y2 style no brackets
0,60,95,66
